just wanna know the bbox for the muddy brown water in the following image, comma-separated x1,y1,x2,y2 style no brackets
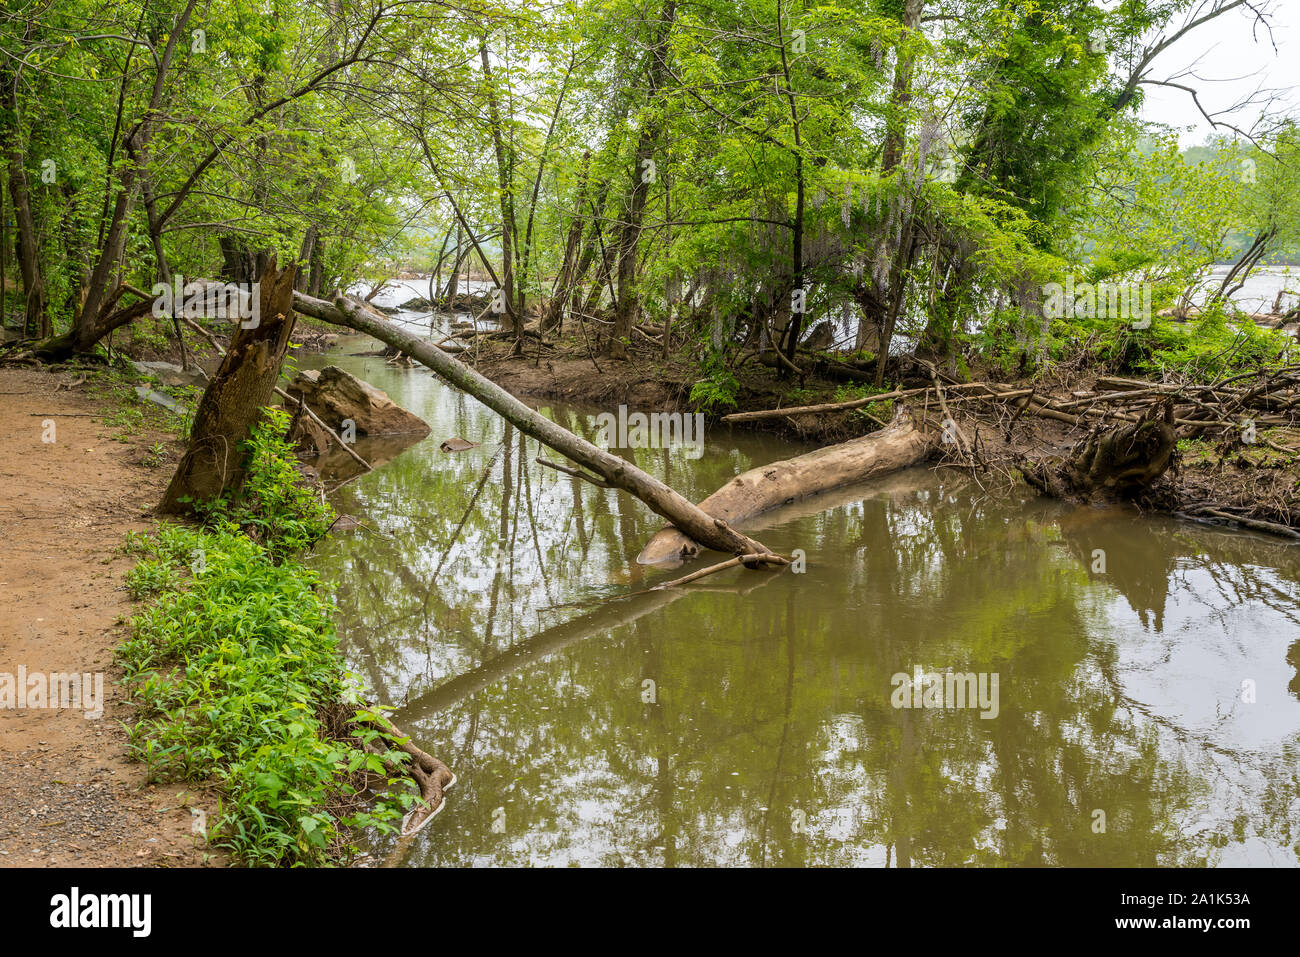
301,329,1300,867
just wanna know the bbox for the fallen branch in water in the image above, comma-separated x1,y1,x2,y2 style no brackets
294,289,783,560
1186,506,1300,540
638,408,937,565
536,456,612,488
650,552,791,590
721,384,966,423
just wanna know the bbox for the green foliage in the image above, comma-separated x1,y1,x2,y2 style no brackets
124,558,180,599
143,442,168,468
1048,301,1289,380
117,523,414,866
117,404,408,866
10,0,1295,386
688,358,741,413
194,408,335,559
823,382,891,424
1146,308,1288,379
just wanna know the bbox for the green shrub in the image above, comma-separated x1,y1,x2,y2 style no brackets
689,361,741,413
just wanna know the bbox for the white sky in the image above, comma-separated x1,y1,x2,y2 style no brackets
1136,1,1300,145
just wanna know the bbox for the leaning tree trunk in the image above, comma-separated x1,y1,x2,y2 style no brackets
158,258,298,514
293,289,783,560
1023,398,1177,501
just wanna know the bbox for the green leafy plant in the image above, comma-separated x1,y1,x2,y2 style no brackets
195,408,335,559
116,406,413,866
689,357,741,413
117,524,415,865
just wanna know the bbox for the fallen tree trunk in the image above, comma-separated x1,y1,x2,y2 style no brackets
722,382,999,424
293,290,781,559
637,410,937,566
722,388,912,423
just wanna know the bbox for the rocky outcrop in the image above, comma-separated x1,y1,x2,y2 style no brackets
283,366,431,436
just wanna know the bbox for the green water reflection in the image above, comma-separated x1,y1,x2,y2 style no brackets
304,341,1300,867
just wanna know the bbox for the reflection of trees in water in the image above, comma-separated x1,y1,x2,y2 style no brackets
1055,512,1300,710
313,415,1300,866
1054,509,1178,631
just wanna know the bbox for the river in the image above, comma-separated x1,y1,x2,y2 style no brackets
301,301,1300,867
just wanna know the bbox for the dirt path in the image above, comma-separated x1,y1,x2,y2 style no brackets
0,367,217,867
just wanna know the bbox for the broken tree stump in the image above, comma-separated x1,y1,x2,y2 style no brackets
1022,397,1177,501
159,258,298,514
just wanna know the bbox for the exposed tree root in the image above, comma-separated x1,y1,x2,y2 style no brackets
1022,399,1177,501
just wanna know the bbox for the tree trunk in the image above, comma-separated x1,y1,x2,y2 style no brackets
219,235,257,282
159,259,298,514
296,226,318,291
294,289,782,560
307,237,325,296
874,216,916,387
1,57,46,337
636,410,936,565
446,224,460,305
542,150,591,334
39,0,200,358
776,0,805,368
480,41,520,333
611,0,676,355
881,0,924,174
5,140,45,337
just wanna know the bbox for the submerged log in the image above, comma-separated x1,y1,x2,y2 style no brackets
637,410,937,566
293,290,782,559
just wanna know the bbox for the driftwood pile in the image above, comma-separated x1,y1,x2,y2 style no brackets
728,363,1300,538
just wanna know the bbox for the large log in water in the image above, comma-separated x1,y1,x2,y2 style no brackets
637,411,937,566
292,291,781,559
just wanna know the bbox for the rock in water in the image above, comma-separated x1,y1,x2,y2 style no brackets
439,437,478,452
283,366,432,436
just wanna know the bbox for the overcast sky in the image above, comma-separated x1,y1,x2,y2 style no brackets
1136,1,1300,144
